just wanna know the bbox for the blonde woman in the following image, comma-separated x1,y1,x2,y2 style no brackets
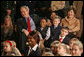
1,15,15,41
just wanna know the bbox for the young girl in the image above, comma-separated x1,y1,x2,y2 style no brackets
1,40,22,56
71,40,83,56
56,43,71,56
69,38,79,50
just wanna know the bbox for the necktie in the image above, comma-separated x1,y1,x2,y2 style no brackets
59,37,63,43
27,17,31,33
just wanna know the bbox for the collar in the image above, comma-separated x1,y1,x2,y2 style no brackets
32,44,38,51
59,35,66,39
25,15,31,20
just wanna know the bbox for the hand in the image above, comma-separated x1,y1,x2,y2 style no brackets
69,30,73,32
23,29,29,36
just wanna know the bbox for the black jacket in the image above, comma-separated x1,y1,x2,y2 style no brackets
24,46,42,56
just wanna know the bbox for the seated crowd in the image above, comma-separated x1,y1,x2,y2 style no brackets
1,5,83,56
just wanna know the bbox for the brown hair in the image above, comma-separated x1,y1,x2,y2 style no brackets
67,6,76,14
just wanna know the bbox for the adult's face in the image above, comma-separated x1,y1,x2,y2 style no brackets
68,10,75,18
5,18,11,26
50,12,56,20
7,9,11,15
20,7,29,18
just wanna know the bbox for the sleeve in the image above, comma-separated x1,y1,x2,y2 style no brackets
30,19,36,31
71,20,80,32
45,27,51,40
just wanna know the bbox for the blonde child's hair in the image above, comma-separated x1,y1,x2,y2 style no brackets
2,40,22,56
50,40,60,47
73,40,83,50
42,52,54,56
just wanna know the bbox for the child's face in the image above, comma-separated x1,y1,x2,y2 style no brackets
3,43,12,52
71,45,81,56
69,40,75,50
57,45,66,54
53,19,60,26
50,46,55,52
60,29,69,37
28,37,36,47
40,19,47,28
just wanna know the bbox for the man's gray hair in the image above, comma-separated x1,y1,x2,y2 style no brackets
20,5,29,11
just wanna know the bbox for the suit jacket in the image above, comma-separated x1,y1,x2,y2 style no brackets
61,36,70,45
50,25,62,41
16,17,36,53
24,46,42,56
55,35,70,45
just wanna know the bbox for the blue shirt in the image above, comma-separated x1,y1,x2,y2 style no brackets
22,16,36,32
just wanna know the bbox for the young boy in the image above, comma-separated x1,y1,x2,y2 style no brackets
37,18,50,48
71,40,83,56
50,16,62,45
58,27,70,45
24,31,42,56
50,41,60,55
69,38,79,50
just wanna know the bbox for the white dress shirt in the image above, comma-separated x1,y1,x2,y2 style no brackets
27,44,38,56
38,27,51,40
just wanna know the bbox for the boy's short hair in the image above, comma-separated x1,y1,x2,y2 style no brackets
50,41,60,47
53,16,61,21
40,18,47,22
62,27,69,31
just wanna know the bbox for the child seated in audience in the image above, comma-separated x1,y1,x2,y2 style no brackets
1,40,21,56
50,16,62,46
37,18,50,48
71,40,83,56
25,31,42,56
50,41,60,56
58,27,70,45
69,38,80,50
56,43,71,56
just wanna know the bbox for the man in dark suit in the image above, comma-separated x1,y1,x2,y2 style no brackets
16,5,36,54
24,31,42,56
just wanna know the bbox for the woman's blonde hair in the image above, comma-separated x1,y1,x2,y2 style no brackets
4,15,13,34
